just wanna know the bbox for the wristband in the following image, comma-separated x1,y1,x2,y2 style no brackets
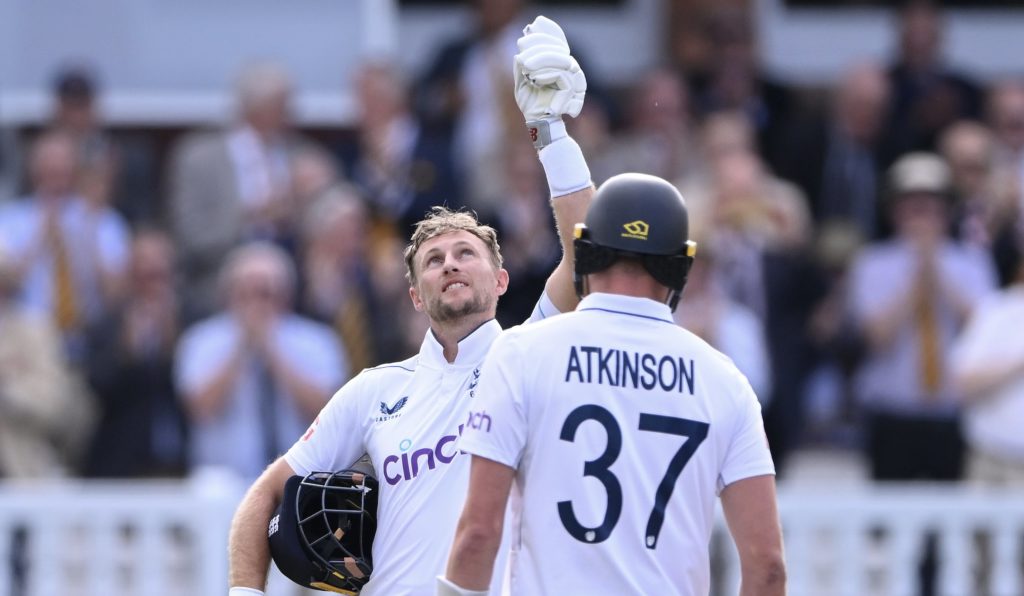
538,132,592,198
228,588,265,596
436,575,489,596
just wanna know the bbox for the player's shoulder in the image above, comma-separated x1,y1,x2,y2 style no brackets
360,354,420,377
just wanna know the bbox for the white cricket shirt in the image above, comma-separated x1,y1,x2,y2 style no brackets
285,294,557,595
459,293,775,596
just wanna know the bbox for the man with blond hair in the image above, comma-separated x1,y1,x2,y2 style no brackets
228,15,592,596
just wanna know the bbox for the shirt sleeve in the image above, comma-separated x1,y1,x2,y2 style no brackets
524,291,560,325
285,372,369,476
717,374,775,493
457,333,528,469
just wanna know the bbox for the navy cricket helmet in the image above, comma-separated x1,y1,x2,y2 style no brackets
573,173,697,311
268,470,379,595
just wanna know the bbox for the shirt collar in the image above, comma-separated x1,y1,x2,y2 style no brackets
576,293,674,323
418,318,503,369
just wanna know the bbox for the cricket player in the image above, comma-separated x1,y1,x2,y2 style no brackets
442,173,786,596
228,16,593,596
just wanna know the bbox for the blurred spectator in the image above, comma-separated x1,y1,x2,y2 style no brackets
492,140,557,327
680,138,819,472
776,61,893,240
49,65,160,224
338,61,461,239
0,130,130,362
83,229,188,478
848,152,996,481
594,68,699,185
690,7,795,168
986,80,1024,260
952,249,1024,486
0,125,20,202
174,242,347,480
885,0,983,156
939,120,1023,285
0,246,82,478
674,244,772,402
416,0,537,212
168,62,334,322
299,187,405,372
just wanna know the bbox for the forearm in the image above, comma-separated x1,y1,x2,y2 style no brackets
956,358,1024,401
739,558,787,596
445,523,503,591
537,123,594,313
228,468,286,589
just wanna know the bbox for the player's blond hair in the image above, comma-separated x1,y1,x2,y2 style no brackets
403,207,503,284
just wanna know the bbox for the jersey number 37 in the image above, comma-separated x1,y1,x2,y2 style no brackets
558,404,709,550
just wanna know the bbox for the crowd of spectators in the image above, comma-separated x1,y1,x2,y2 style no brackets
1,0,1022,490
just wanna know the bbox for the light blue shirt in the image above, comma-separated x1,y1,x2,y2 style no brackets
849,239,996,416
175,313,348,479
0,195,129,323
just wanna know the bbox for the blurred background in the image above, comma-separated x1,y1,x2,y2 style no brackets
2,0,1024,594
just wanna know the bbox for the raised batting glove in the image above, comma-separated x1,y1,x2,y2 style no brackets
514,15,587,149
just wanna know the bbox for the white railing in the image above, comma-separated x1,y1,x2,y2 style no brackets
2,479,1023,596
0,476,245,596
716,485,1024,596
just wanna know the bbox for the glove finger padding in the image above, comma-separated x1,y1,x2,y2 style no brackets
516,49,573,79
522,15,568,44
517,31,568,54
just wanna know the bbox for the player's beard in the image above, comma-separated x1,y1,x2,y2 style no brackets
425,287,492,323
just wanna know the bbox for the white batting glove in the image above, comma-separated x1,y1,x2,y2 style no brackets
514,16,587,149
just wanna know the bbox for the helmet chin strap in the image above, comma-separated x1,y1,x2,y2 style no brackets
666,288,682,313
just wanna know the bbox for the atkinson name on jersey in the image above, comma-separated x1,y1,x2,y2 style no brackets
564,345,695,395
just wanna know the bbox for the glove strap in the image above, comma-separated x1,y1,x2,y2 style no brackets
228,588,265,596
526,118,567,150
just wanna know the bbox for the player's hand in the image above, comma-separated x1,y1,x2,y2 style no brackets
513,15,586,122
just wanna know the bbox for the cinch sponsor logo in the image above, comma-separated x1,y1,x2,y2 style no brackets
466,410,491,432
620,220,649,241
382,426,464,486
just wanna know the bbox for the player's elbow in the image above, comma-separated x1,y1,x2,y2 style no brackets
742,551,787,595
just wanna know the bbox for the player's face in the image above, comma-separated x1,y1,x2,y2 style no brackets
409,230,509,324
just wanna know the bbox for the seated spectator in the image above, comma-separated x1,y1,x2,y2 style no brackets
83,229,188,478
168,62,335,321
174,242,347,480
848,152,997,481
0,246,84,478
0,130,130,363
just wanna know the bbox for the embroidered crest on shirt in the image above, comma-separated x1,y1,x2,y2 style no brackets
468,367,480,398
